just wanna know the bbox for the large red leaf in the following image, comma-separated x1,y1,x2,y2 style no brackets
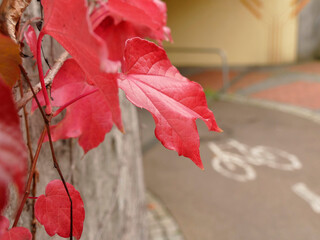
0,216,32,240
92,0,171,61
33,59,113,153
35,180,85,239
41,0,123,130
0,79,27,213
118,38,221,169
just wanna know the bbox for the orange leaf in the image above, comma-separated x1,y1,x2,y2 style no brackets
0,33,21,88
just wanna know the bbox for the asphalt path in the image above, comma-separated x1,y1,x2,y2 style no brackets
140,101,320,240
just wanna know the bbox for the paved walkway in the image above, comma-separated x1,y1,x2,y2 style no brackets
147,192,185,240
188,61,320,113
144,61,320,240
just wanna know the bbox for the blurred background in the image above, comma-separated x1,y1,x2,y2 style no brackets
165,0,316,65
142,1,320,240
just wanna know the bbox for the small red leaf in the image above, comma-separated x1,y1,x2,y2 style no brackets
41,0,123,130
24,25,37,60
119,38,221,169
0,79,28,213
0,216,32,240
35,180,85,239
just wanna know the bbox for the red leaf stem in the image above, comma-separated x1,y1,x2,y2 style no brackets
36,31,52,114
53,88,99,117
27,196,38,200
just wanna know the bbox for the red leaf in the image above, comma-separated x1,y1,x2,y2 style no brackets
118,38,221,169
92,0,171,61
0,216,32,240
94,18,140,62
0,185,7,216
35,59,113,152
0,216,9,237
93,0,170,42
41,0,123,130
35,180,85,239
24,25,37,60
0,79,27,213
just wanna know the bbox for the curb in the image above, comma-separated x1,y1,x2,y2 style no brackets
147,191,185,240
220,94,320,125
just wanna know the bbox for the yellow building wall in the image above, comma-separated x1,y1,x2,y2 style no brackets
164,0,298,66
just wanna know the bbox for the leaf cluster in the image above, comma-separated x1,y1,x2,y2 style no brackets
0,0,221,239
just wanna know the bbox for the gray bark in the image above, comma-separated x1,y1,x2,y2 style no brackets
6,1,148,239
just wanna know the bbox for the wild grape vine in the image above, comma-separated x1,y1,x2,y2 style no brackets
0,0,220,239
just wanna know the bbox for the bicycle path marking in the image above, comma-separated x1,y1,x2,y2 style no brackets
208,139,302,182
292,182,320,214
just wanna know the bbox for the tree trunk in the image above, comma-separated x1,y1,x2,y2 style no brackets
7,1,148,239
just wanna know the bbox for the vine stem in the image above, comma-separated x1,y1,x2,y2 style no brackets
36,32,52,114
18,77,34,180
18,76,38,239
13,127,47,228
13,66,49,228
16,51,69,110
27,197,38,200
21,65,74,240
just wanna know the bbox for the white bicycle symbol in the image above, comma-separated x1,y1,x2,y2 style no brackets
208,139,302,182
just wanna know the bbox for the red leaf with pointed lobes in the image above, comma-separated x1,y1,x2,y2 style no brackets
0,216,32,240
118,38,221,169
92,0,171,61
35,180,85,239
32,59,113,152
40,0,123,130
24,25,37,60
0,79,28,213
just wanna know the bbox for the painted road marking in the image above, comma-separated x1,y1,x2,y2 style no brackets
208,139,302,182
292,182,320,214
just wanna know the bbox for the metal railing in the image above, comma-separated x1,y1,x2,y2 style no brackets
165,47,230,90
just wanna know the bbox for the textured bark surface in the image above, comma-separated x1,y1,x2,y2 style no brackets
5,1,148,239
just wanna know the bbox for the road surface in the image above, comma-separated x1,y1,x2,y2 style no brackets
140,100,320,240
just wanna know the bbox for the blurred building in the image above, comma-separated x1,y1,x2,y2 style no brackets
164,0,319,67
